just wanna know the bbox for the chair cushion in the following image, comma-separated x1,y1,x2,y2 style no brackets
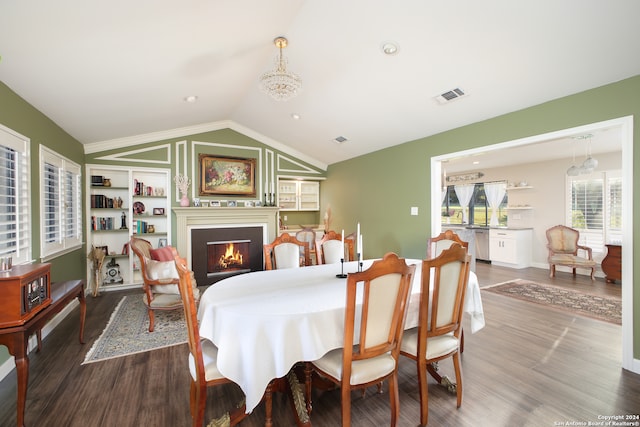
150,246,174,261
401,328,460,360
189,339,225,382
143,292,183,308
312,348,396,385
550,254,597,267
273,243,301,269
145,258,180,294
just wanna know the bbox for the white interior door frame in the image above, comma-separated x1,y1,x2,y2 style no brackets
431,116,636,373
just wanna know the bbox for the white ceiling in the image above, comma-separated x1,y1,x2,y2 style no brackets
0,0,638,169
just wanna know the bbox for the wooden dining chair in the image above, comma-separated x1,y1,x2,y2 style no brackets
175,254,250,427
426,229,470,352
426,229,469,259
296,227,317,264
263,233,310,270
315,230,354,264
130,236,199,332
305,252,416,427
400,243,471,426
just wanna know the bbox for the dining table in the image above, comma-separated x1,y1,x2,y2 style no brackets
197,258,485,416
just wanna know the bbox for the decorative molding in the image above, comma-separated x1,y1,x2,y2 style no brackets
95,143,172,165
276,153,322,175
83,119,327,171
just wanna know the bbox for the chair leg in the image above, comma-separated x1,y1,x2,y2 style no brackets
590,267,596,281
549,264,556,278
388,373,400,427
148,308,155,332
191,380,206,427
452,352,463,408
341,382,351,427
417,359,429,426
460,329,465,353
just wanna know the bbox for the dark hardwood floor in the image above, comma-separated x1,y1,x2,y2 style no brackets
0,263,637,427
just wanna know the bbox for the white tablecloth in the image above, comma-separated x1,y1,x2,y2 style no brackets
197,259,484,413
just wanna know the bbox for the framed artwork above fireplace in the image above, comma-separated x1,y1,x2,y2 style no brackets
199,154,256,197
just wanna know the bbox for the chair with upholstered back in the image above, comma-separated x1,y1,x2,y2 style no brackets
174,255,248,427
315,230,355,264
546,224,597,280
296,227,317,264
305,252,416,426
427,229,469,259
263,233,310,270
130,237,199,332
400,243,471,426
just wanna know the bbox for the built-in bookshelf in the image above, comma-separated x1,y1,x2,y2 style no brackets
86,165,171,292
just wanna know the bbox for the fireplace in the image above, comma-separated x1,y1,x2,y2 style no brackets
173,207,279,285
191,226,264,285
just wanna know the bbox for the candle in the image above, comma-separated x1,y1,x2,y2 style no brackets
341,229,345,260
271,181,274,194
356,223,360,255
358,234,363,261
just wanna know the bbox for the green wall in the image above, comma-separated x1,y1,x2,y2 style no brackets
0,81,87,363
322,74,640,361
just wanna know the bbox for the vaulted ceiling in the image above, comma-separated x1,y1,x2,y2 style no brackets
1,0,638,169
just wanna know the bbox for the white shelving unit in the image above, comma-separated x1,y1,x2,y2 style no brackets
86,165,171,292
278,179,320,211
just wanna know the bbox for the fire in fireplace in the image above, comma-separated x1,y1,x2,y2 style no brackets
191,226,264,285
208,240,250,275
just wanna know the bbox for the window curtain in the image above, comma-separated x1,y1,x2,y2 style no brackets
454,184,475,224
484,181,507,227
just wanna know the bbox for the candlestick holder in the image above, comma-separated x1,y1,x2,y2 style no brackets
336,258,347,278
357,253,363,272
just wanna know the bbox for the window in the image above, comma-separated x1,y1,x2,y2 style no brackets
0,125,31,265
567,170,621,259
441,183,508,226
40,146,82,258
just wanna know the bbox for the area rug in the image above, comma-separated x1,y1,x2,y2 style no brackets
82,295,187,364
482,279,621,324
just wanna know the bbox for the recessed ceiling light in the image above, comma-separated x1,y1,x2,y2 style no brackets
381,41,399,55
183,95,198,103
291,113,301,120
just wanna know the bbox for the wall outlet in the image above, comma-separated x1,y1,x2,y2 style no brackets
283,215,288,221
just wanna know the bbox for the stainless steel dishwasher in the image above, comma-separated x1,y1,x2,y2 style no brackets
473,227,490,261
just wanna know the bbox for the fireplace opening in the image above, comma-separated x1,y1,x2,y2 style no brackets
208,240,251,276
191,226,264,285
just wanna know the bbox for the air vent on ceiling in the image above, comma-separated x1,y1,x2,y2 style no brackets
434,87,467,104
332,136,348,144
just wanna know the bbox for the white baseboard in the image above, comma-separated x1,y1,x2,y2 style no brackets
0,300,79,382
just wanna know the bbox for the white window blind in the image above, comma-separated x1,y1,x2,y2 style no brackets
0,125,30,265
40,146,82,258
567,170,621,259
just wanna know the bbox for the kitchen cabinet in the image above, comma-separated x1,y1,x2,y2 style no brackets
87,165,171,292
278,179,319,211
489,228,532,269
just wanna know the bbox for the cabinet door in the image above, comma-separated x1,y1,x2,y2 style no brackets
278,180,298,210
299,181,319,211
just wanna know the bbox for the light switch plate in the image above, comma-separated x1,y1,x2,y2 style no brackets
410,207,419,216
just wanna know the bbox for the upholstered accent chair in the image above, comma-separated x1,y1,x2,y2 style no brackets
263,233,310,270
174,254,249,427
545,225,597,280
305,253,416,426
129,237,199,332
400,243,471,426
315,230,354,264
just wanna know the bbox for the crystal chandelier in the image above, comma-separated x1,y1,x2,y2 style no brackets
259,37,301,101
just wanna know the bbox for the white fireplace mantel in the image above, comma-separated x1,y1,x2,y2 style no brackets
172,207,279,264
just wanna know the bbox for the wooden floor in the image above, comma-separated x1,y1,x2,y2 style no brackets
0,263,638,427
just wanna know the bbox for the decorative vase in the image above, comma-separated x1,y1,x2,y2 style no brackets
180,194,190,207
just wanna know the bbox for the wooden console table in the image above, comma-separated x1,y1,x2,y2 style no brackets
601,244,622,283
0,280,85,427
